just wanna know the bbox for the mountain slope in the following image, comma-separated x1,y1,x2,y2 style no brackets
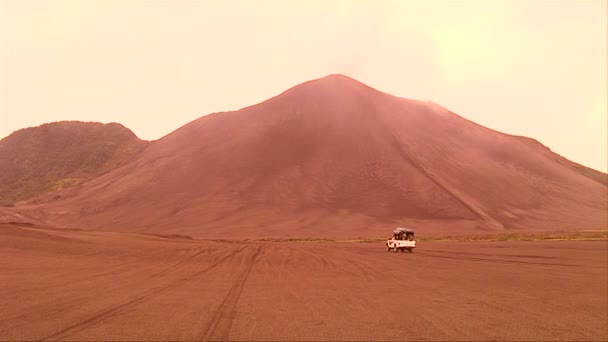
0,121,148,206
5,75,607,238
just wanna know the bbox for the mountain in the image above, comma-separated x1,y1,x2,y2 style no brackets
0,121,148,206
3,75,606,238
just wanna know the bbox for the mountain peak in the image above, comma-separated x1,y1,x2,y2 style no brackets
4,75,606,237
307,73,370,88
318,73,359,82
272,74,386,106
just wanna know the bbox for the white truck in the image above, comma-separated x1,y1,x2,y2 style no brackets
386,227,416,253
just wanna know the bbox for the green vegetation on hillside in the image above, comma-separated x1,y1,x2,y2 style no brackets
564,163,608,186
252,230,608,243
517,135,607,186
416,230,608,242
0,121,148,205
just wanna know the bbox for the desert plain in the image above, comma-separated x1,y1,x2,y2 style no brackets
1,223,606,341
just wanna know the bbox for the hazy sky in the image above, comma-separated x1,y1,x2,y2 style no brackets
1,1,606,172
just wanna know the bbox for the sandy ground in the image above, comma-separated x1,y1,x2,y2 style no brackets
1,224,606,341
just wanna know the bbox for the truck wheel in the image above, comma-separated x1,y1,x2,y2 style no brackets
407,248,413,253
386,246,390,252
394,247,399,253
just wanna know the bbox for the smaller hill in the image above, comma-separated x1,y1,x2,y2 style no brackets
0,121,148,206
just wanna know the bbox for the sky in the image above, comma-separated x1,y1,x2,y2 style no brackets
1,0,606,172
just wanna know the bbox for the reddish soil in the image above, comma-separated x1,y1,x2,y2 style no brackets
2,74,606,237
2,223,606,341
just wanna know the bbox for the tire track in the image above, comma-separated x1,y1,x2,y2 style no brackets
148,246,215,278
2,245,208,299
0,246,214,330
422,249,559,259
200,245,262,341
41,245,249,341
417,251,577,267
